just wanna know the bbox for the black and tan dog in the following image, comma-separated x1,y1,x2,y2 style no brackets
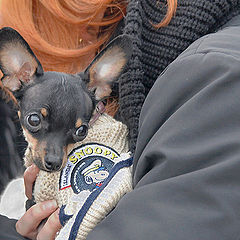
0,27,132,172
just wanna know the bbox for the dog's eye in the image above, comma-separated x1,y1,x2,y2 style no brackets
27,114,41,128
74,124,88,141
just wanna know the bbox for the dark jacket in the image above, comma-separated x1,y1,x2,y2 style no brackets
87,14,240,240
0,98,24,194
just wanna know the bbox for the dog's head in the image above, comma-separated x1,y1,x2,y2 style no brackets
0,27,132,172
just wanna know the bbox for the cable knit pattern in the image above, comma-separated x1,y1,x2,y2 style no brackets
24,114,132,239
119,0,145,153
119,0,240,152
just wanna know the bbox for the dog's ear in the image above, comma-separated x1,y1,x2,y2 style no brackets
83,35,132,100
0,27,43,92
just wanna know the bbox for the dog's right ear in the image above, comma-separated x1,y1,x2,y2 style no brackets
82,35,132,100
0,27,43,93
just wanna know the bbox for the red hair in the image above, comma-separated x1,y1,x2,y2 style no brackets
0,0,126,73
155,0,177,28
0,0,177,113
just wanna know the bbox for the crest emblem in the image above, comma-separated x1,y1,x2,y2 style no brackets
59,143,120,193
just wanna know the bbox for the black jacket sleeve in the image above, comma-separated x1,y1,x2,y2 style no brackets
0,215,28,240
0,99,24,194
87,15,240,240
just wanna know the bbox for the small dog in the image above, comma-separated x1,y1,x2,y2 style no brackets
0,27,133,239
0,27,132,172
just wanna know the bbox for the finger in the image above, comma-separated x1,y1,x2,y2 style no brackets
37,208,62,240
24,164,40,199
16,200,58,239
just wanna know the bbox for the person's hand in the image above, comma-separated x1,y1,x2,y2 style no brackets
23,164,39,200
16,165,62,240
16,200,61,240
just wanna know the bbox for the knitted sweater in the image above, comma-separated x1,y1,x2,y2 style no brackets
118,0,240,152
25,114,133,240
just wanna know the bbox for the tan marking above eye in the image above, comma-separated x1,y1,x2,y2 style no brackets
40,108,48,117
17,111,21,118
75,118,83,129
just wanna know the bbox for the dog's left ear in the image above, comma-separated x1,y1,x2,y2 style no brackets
83,35,132,100
0,27,43,92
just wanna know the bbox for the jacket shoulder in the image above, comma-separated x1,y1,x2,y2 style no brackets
178,15,240,60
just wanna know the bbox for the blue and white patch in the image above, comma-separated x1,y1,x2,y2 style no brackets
59,143,120,193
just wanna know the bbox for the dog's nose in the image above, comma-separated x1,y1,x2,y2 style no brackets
45,155,61,171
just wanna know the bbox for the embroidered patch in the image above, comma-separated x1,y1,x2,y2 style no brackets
59,143,120,193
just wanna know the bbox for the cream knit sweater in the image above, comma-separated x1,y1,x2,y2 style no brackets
24,113,133,240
